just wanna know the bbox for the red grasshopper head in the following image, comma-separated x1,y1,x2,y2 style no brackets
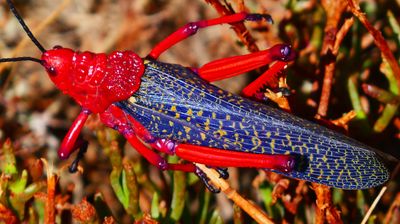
1,0,145,113
41,46,144,113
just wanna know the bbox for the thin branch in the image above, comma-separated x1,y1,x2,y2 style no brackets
195,164,274,224
330,110,356,130
312,183,343,224
41,159,57,224
333,18,355,54
361,186,387,224
317,0,352,117
204,0,260,53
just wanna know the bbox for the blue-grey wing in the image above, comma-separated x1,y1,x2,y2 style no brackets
115,60,389,189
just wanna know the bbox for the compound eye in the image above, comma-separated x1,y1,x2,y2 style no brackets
47,66,57,76
42,60,58,77
53,45,63,49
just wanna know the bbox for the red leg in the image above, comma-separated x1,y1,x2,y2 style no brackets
241,61,288,98
174,143,295,173
58,109,91,159
198,44,294,82
149,138,295,173
147,12,273,59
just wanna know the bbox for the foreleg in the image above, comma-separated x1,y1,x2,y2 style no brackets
58,109,91,160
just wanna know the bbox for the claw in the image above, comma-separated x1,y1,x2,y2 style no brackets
68,139,88,173
215,167,229,179
195,167,221,193
205,166,229,179
245,13,274,24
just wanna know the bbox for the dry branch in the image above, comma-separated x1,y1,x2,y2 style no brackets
196,164,274,224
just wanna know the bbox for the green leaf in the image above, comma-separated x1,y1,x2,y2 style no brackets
1,140,17,176
151,192,160,219
169,155,187,222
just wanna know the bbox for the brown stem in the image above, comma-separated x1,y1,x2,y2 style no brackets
312,183,343,224
204,0,260,53
333,18,354,54
330,110,356,130
196,164,275,224
45,166,57,224
318,60,336,117
317,0,349,117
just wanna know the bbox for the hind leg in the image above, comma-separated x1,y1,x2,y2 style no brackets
147,12,273,59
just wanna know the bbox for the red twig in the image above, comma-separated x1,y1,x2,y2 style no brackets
282,181,306,215
317,0,351,117
45,168,57,224
204,0,260,53
196,164,275,224
330,110,357,131
312,183,343,224
0,203,18,224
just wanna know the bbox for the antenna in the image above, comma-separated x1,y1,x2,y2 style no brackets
0,57,43,64
6,0,46,53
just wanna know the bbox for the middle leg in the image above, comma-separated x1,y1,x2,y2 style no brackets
198,44,294,81
198,44,295,97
